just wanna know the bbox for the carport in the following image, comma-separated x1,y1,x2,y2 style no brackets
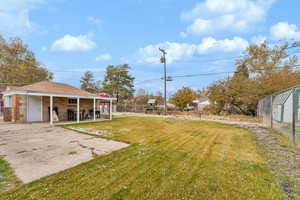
3,81,116,124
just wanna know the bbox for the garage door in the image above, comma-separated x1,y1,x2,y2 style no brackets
27,96,42,122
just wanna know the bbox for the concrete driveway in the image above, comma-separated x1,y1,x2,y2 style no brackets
0,123,129,183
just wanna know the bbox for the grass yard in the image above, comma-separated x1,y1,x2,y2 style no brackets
0,157,20,193
1,117,287,200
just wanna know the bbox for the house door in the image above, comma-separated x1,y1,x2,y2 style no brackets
27,96,42,122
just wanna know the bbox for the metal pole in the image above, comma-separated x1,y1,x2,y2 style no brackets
159,48,167,115
292,89,296,144
270,95,273,129
164,54,167,115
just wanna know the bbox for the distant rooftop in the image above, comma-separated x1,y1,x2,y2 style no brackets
148,99,156,104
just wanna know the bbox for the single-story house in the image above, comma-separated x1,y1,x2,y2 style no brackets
97,93,115,113
3,81,116,124
192,97,210,112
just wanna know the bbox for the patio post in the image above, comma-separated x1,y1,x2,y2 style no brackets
109,99,112,120
50,96,53,125
93,98,96,121
77,97,80,123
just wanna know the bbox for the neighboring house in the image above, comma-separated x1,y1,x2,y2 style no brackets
3,81,116,124
97,93,114,113
193,97,210,112
147,99,156,106
0,88,5,115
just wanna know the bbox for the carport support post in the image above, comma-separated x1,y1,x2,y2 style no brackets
109,99,112,120
50,96,53,125
77,98,80,123
93,98,96,121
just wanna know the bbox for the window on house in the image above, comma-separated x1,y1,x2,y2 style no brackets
4,96,12,108
68,98,78,105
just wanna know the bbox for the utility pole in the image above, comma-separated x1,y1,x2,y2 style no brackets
159,48,167,115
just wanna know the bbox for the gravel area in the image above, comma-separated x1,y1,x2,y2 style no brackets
248,126,300,200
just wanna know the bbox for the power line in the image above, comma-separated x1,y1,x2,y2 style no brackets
41,42,299,74
2,43,300,87
134,64,300,85
2,65,300,87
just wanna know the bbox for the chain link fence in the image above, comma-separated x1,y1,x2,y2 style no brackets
116,104,202,116
116,104,169,115
258,86,300,146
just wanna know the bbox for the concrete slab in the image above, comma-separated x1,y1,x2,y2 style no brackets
0,123,129,183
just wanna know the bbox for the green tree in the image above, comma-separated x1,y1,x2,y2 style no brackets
241,41,297,75
0,35,53,88
101,64,135,102
206,41,300,116
171,87,196,111
80,71,97,93
206,80,228,114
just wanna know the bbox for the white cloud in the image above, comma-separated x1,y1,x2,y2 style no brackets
197,36,249,54
137,37,248,64
0,0,44,35
96,53,112,61
181,0,276,36
87,16,102,25
270,22,300,40
51,34,96,52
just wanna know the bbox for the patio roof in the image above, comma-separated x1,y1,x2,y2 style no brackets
3,81,116,100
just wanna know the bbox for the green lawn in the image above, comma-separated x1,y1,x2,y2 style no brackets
1,117,286,200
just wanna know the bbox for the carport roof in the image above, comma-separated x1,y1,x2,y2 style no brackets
4,81,115,100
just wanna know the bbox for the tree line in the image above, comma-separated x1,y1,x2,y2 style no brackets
206,42,300,116
131,41,300,115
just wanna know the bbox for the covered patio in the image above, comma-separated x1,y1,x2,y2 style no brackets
41,94,113,125
3,81,116,124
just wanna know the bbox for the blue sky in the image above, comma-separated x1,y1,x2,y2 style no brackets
1,0,300,95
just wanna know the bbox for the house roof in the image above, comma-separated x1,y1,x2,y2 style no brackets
5,81,114,100
147,99,156,104
98,93,111,98
193,97,209,104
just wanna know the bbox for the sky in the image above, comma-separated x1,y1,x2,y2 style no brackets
1,0,300,96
